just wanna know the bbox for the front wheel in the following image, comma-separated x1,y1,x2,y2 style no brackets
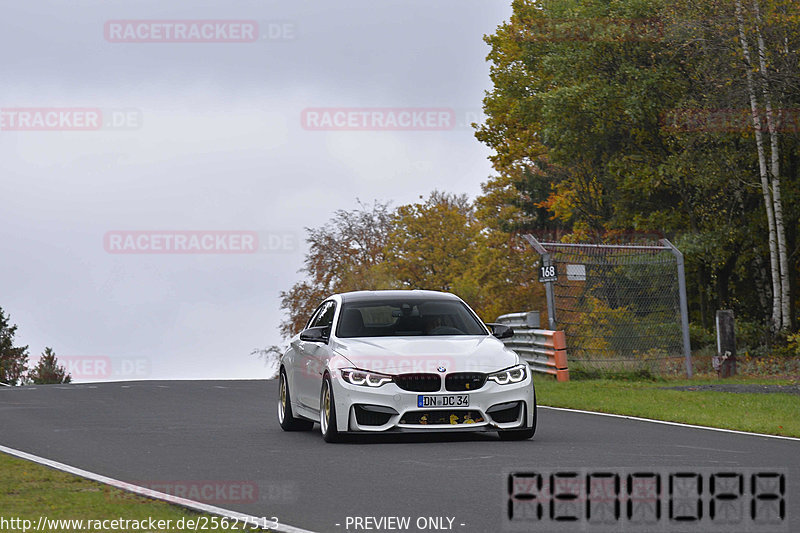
320,375,342,443
278,370,313,431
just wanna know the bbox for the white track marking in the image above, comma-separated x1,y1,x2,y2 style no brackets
0,444,318,533
540,405,800,442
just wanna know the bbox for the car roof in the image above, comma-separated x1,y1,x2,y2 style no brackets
338,290,461,303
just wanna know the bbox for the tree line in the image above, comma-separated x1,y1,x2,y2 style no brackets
279,195,545,336
0,307,71,386
282,0,800,344
475,0,799,335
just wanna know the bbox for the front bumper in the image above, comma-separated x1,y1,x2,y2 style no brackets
330,372,535,433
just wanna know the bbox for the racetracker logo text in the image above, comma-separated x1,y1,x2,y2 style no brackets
0,108,142,131
104,231,260,254
59,356,150,380
104,20,259,43
107,481,258,504
327,355,458,376
0,108,101,130
301,108,457,131
661,108,800,133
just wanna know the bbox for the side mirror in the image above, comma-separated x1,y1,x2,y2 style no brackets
299,325,330,343
486,323,514,339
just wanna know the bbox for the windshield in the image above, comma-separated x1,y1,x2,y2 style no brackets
336,298,488,338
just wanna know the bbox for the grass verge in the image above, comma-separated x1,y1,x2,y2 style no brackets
0,452,266,532
534,376,800,437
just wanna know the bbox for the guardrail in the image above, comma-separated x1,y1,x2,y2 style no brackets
495,312,569,382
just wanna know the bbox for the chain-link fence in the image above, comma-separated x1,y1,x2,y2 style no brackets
523,235,692,376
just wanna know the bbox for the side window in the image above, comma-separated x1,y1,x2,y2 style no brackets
305,302,326,330
303,305,322,329
310,301,336,329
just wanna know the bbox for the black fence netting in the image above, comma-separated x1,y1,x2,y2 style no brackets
544,242,685,374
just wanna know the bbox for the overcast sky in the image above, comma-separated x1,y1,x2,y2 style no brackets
0,0,512,382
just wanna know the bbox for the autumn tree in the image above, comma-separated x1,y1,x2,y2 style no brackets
384,191,481,292
279,191,552,337
454,229,546,324
279,200,394,337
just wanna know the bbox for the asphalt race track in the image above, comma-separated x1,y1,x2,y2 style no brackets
1,380,798,532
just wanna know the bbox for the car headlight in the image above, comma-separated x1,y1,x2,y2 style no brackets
487,364,528,385
340,368,393,387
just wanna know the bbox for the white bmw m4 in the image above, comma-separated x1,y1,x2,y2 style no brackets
277,290,536,442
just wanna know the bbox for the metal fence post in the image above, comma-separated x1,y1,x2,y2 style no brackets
542,253,557,330
522,234,557,329
661,239,693,378
715,310,736,377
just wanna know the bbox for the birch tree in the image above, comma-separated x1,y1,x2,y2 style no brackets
734,0,789,330
752,0,791,329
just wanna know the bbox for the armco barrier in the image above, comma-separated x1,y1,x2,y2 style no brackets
495,312,569,382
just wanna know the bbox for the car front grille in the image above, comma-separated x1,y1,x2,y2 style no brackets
445,372,487,391
400,410,484,425
394,373,441,392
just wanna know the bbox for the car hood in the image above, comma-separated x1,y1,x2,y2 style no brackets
331,336,519,374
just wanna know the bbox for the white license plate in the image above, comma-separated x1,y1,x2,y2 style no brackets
417,394,469,408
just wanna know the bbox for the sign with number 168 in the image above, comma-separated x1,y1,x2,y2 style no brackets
539,265,557,283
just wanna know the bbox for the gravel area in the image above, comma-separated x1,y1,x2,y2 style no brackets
661,383,800,396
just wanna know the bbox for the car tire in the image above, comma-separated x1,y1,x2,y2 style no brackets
498,388,537,441
278,369,313,431
320,374,342,443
